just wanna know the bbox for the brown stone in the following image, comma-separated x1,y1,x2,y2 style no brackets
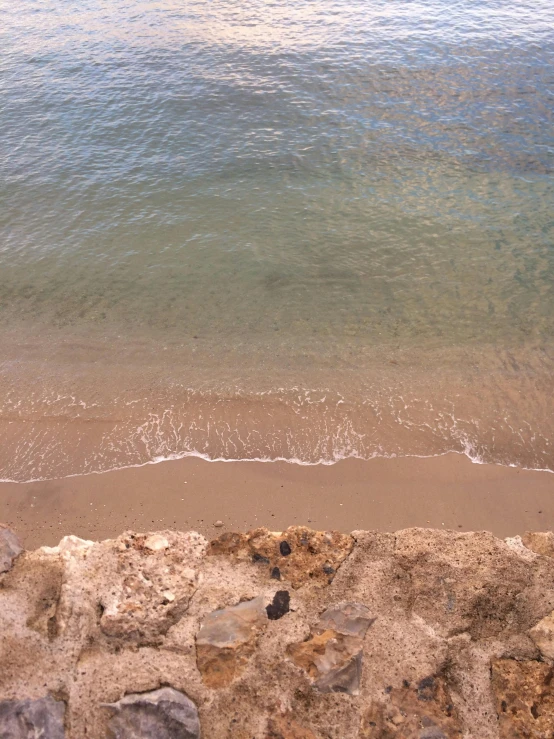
289,630,347,679
522,532,554,558
196,596,268,688
529,610,554,660
360,675,463,737
207,527,353,588
208,532,248,556
491,658,554,738
287,602,373,695
266,714,318,739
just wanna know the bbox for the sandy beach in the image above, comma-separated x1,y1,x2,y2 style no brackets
0,452,552,548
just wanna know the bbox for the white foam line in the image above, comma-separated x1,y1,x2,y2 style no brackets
1,447,552,485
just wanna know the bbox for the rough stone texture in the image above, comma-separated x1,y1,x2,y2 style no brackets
0,524,23,574
360,674,463,737
392,529,536,640
2,524,554,737
491,659,554,738
522,531,554,558
529,610,554,660
196,596,268,687
266,714,318,738
208,526,354,588
288,602,374,695
2,555,63,640
0,695,65,738
98,530,206,644
105,687,200,739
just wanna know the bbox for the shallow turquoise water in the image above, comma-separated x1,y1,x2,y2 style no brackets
1,0,553,479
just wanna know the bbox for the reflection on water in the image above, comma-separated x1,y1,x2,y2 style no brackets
1,0,553,479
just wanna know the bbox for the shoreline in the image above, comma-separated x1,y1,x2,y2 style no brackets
1,451,554,548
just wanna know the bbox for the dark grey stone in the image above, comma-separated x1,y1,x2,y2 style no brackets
266,591,290,621
0,524,23,573
105,687,201,739
279,541,291,556
0,695,65,738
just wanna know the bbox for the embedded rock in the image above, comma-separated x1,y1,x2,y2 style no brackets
207,526,353,588
287,602,374,695
318,602,375,637
529,610,554,660
56,534,94,554
98,530,206,644
196,596,268,687
360,675,463,737
0,695,65,739
266,590,290,620
143,534,170,552
522,531,554,558
105,687,200,739
0,525,23,573
2,526,554,738
491,658,554,738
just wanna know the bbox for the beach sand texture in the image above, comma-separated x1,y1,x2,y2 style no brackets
1,453,553,549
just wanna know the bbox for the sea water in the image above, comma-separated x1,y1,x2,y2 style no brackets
1,0,553,480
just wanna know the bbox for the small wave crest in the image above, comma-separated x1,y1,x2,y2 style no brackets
0,374,553,482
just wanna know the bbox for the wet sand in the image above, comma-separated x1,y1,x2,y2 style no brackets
1,452,553,549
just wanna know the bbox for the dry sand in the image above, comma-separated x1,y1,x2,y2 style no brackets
1,452,553,549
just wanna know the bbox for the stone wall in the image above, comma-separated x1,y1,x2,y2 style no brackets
2,523,554,738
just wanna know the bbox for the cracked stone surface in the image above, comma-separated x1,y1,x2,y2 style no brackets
98,530,207,644
105,687,200,739
287,602,374,695
2,524,554,737
196,596,268,687
0,695,65,739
